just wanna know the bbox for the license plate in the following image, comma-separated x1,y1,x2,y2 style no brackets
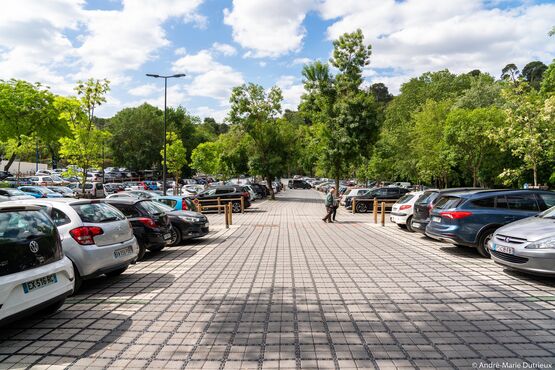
22,274,57,294
163,233,171,240
114,246,133,258
412,222,420,228
432,216,442,223
492,244,514,255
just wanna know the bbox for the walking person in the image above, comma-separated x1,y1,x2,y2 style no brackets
322,186,335,223
332,189,340,222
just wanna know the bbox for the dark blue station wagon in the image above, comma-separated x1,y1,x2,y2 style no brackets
425,189,555,257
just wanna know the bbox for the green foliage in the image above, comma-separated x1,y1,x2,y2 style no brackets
522,61,548,90
191,141,221,176
162,132,187,184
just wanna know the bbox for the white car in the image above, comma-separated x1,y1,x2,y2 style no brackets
341,188,371,206
5,199,139,292
244,185,257,201
181,184,205,197
390,191,424,232
0,204,74,325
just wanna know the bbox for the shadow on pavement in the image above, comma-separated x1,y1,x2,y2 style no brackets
439,245,484,259
504,269,555,287
77,272,176,296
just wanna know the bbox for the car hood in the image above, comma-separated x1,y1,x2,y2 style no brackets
10,195,35,200
496,216,555,242
168,210,206,219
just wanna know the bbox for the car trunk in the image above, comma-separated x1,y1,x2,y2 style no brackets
71,202,134,247
0,208,62,276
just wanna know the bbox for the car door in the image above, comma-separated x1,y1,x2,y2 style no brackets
505,193,541,222
385,188,400,200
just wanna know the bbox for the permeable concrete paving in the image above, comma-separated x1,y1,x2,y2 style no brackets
1,189,555,369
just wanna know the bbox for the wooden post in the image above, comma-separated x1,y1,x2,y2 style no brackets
217,197,221,214
373,198,378,224
381,202,385,227
198,202,203,213
225,204,229,229
228,203,233,225
240,197,244,213
352,198,356,214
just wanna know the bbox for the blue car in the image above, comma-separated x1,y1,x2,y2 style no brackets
143,181,159,191
156,196,197,212
18,186,64,199
425,189,555,257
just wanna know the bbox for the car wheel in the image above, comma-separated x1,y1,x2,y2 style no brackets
170,227,182,246
406,216,414,232
232,201,241,213
41,298,65,316
105,267,127,277
137,240,147,261
355,203,367,213
477,229,494,258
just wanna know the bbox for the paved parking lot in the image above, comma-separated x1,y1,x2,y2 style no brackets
1,189,555,369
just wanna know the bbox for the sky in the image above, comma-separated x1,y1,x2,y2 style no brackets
1,0,555,121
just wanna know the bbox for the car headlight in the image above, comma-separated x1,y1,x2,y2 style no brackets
525,238,555,249
180,216,201,223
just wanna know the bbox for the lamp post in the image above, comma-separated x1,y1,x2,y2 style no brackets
146,73,186,195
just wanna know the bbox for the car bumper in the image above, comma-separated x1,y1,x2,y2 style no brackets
69,237,139,278
0,257,74,324
425,229,464,245
410,219,429,234
489,242,555,276
181,222,210,240
390,212,410,225
144,228,172,248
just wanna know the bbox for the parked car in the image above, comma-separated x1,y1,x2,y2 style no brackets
29,176,55,186
105,199,172,259
0,204,74,325
410,188,479,235
19,186,64,199
489,205,555,276
151,202,208,246
341,188,371,206
107,190,160,200
157,196,197,212
388,182,411,189
47,186,76,198
181,184,205,197
193,186,251,213
288,179,312,189
425,189,555,257
0,188,35,200
346,187,410,212
390,191,424,232
8,199,139,292
249,183,268,198
0,171,13,180
73,182,105,199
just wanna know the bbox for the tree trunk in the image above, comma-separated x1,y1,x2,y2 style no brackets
335,177,340,193
533,163,538,187
3,152,17,172
266,177,275,200
472,168,477,188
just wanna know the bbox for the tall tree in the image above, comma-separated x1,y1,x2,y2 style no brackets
522,61,548,90
501,64,520,83
162,132,187,194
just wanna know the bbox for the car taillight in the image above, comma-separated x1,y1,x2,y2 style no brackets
182,200,187,210
138,217,157,228
440,211,473,220
399,205,412,211
428,203,433,211
70,226,104,245
242,192,249,198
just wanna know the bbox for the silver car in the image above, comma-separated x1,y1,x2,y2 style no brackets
489,206,555,276
4,199,139,292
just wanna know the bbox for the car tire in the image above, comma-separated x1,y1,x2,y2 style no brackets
148,245,165,252
477,229,494,258
71,265,82,295
355,203,368,213
397,224,407,229
406,216,414,232
137,240,147,261
170,227,182,247
41,298,65,316
232,201,241,213
105,267,127,277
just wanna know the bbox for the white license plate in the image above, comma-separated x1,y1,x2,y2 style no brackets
492,244,514,255
432,216,442,223
114,246,133,258
22,273,57,294
412,222,420,228
163,233,171,240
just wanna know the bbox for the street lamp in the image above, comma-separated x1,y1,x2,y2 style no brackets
145,73,186,195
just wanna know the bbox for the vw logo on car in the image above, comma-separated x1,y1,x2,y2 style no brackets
29,240,40,253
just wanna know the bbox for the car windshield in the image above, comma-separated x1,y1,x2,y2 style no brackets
433,196,463,210
4,189,26,196
397,194,415,204
138,200,164,215
416,191,438,204
72,203,125,223
538,206,555,219
201,188,217,196
153,201,174,212
34,187,55,194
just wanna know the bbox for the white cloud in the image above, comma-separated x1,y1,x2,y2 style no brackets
192,105,229,122
174,47,187,56
128,83,160,97
319,0,555,93
172,49,244,103
223,0,317,58
276,75,303,110
292,57,312,65
212,42,237,56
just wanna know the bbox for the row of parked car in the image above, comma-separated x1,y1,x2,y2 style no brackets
388,188,555,276
0,190,211,326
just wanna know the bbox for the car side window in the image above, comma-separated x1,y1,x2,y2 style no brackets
215,189,230,195
113,204,140,218
506,194,539,211
96,183,103,190
51,208,71,226
538,193,555,210
472,197,495,208
495,196,509,209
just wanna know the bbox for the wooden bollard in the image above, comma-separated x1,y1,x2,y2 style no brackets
217,197,221,214
225,204,229,229
352,198,356,214
381,201,385,226
240,197,244,213
373,198,378,224
228,203,233,226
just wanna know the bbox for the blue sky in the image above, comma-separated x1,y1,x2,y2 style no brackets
1,0,554,121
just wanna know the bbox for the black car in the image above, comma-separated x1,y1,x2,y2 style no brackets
411,188,481,234
194,186,251,213
105,199,172,260
152,202,209,246
0,171,13,180
288,179,311,189
346,187,410,212
249,183,268,198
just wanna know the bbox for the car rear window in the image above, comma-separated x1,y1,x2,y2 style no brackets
137,200,164,215
397,194,415,204
416,191,438,204
471,197,495,208
72,203,125,223
506,194,539,211
433,196,462,210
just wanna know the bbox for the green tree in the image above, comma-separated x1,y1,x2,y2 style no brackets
191,141,221,176
162,131,187,193
540,60,555,96
522,61,548,90
501,63,520,83
58,79,111,193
